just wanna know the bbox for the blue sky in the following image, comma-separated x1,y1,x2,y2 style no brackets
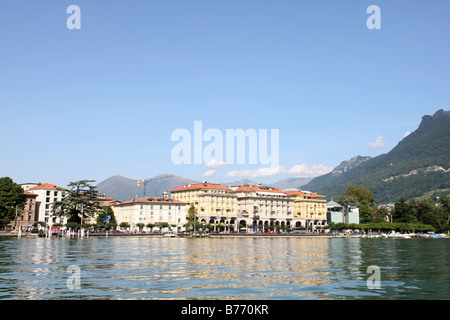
1,0,449,188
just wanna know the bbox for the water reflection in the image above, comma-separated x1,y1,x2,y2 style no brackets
0,237,448,299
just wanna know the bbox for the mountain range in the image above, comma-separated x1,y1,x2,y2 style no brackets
301,109,450,203
97,174,313,202
97,109,450,204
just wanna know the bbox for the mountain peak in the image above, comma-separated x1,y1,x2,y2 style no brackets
302,109,450,203
331,155,372,176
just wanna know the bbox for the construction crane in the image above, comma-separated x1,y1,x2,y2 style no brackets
137,176,168,197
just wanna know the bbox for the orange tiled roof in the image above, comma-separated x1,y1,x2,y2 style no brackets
116,196,186,206
28,183,60,190
171,183,232,193
285,190,324,198
23,190,38,196
284,190,306,196
234,186,284,193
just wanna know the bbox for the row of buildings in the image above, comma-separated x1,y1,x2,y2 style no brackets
9,181,359,233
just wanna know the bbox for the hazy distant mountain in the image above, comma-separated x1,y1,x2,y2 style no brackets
270,177,313,190
97,174,199,202
303,156,372,191
303,109,450,203
218,179,258,187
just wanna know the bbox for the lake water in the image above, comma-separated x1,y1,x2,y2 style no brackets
0,236,448,300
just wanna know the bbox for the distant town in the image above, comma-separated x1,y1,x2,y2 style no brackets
5,180,360,235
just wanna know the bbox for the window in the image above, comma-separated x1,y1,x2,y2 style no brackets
54,191,58,196
46,197,50,203
46,191,50,196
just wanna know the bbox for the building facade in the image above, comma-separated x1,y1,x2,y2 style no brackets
232,185,296,232
285,189,327,229
28,183,67,227
326,200,360,224
113,193,187,232
171,182,330,232
6,190,38,232
170,183,238,231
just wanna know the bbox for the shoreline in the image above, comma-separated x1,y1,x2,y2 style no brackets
0,232,332,238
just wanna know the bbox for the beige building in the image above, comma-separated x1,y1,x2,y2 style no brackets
171,182,327,232
28,183,68,227
232,185,296,232
6,190,38,232
171,183,238,231
285,189,327,229
113,192,187,233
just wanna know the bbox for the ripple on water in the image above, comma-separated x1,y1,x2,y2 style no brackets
0,237,448,299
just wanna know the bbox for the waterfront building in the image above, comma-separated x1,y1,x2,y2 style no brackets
113,192,187,233
285,189,327,230
170,182,238,231
6,190,38,232
231,184,294,232
171,182,328,232
326,199,360,224
19,183,40,191
28,183,67,228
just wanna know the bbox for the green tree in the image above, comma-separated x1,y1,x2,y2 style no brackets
159,222,169,231
186,204,197,230
119,222,129,230
52,180,101,224
438,195,450,230
343,185,375,206
96,206,117,229
146,223,155,232
359,204,374,223
391,198,416,223
0,177,27,229
374,207,389,223
136,223,145,232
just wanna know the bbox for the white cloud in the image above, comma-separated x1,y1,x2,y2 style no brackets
201,169,216,178
368,136,386,149
205,160,227,169
224,164,333,179
403,131,411,138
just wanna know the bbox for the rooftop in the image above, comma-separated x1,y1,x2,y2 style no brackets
116,196,186,206
171,183,232,193
28,183,60,190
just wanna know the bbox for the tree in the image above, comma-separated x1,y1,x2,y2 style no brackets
146,223,155,233
339,185,375,206
136,223,145,232
391,198,417,223
438,195,450,228
159,222,169,232
0,177,27,229
359,204,374,223
96,206,117,229
52,180,101,224
119,222,129,230
374,207,389,223
186,204,198,230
